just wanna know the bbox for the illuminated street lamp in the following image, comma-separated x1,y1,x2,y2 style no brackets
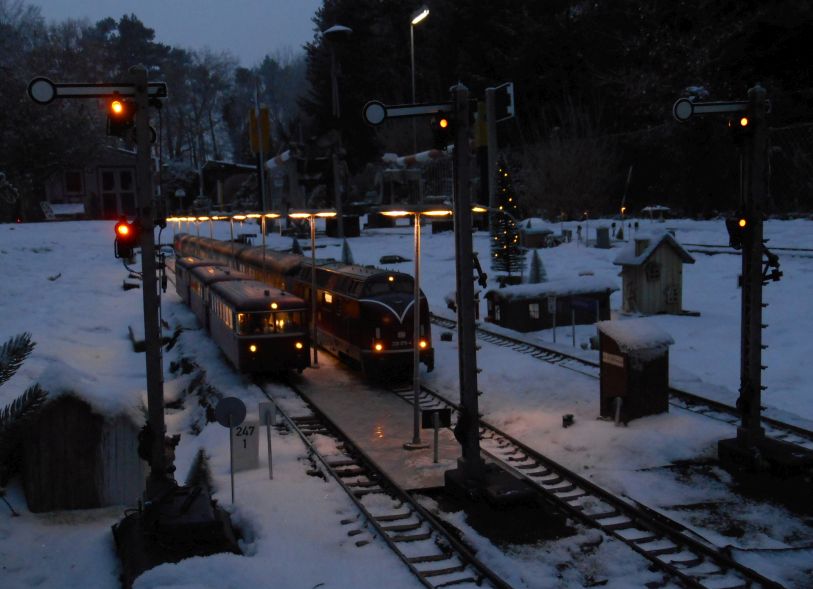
379,204,452,450
289,209,337,367
409,6,430,154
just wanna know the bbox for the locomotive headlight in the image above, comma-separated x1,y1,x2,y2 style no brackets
249,344,258,353
295,341,303,350
270,302,278,309
419,339,428,349
374,342,384,352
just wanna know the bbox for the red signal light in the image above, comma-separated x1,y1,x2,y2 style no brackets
116,222,130,237
111,100,125,115
113,218,140,259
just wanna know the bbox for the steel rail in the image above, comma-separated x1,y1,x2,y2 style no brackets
257,378,512,589
390,383,786,589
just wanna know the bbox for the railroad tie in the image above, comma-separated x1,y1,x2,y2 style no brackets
373,511,412,522
390,530,433,542
418,563,467,577
407,551,453,564
381,521,423,533
645,545,682,557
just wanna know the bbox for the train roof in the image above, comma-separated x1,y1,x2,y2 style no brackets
239,246,303,275
189,264,251,286
175,256,223,271
209,280,306,311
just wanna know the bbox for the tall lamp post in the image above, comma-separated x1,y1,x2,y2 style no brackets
409,6,430,154
289,210,337,367
323,24,352,239
379,204,451,450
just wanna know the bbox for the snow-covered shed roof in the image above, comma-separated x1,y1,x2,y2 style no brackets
596,318,674,354
50,203,85,216
486,275,618,301
613,232,694,267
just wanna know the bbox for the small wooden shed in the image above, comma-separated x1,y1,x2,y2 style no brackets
485,276,618,332
597,318,673,422
22,394,145,512
614,232,694,315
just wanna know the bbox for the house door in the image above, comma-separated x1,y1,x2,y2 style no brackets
99,168,136,219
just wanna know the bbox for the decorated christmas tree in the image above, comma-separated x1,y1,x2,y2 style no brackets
490,158,525,285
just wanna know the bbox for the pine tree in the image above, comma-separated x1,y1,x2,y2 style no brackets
490,158,525,284
340,239,354,265
527,249,547,283
291,237,303,255
0,333,46,491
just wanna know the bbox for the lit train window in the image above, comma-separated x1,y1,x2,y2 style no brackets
324,292,333,304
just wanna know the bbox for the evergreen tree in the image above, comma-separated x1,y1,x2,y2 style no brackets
490,158,525,284
527,249,547,283
291,237,303,255
340,239,354,264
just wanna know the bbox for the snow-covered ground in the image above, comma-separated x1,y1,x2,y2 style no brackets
1,216,811,588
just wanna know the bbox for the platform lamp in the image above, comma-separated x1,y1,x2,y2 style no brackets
289,209,337,367
379,204,452,450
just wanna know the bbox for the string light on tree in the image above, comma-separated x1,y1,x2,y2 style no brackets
489,158,525,285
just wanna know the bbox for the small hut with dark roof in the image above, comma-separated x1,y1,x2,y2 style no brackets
613,232,694,315
485,276,618,332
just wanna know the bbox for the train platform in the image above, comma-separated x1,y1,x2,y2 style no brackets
293,357,461,491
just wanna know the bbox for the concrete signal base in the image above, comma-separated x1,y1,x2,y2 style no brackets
113,485,240,588
718,436,813,511
445,462,538,508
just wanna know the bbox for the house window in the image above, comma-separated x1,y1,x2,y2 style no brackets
645,261,661,281
65,171,82,193
529,302,540,319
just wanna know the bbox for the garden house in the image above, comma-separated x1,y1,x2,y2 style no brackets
614,232,694,315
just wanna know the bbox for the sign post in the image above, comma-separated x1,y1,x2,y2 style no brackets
259,401,275,480
215,397,247,504
422,408,452,464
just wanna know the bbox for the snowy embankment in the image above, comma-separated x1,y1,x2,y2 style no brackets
1,217,811,588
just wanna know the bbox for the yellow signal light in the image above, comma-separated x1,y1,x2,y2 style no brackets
439,118,449,129
738,218,747,228
249,344,257,353
374,343,383,352
739,117,749,127
111,100,124,115
295,342,303,350
419,339,428,349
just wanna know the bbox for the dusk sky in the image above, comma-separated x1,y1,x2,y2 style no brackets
31,0,323,65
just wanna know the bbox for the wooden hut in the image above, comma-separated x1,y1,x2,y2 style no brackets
613,232,694,315
485,276,618,332
22,394,145,512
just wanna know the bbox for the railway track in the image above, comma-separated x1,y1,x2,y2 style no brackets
390,383,786,589
256,379,511,589
430,314,813,452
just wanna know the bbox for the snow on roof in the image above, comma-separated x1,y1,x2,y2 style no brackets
487,275,618,301
50,203,85,215
641,204,670,212
613,231,694,266
597,318,674,355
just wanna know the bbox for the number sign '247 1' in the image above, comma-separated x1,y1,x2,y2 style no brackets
231,421,259,472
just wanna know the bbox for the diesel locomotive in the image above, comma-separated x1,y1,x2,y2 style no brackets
173,233,434,377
